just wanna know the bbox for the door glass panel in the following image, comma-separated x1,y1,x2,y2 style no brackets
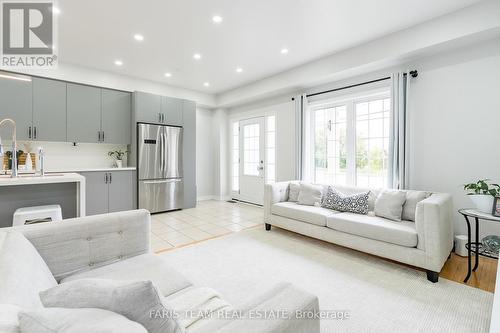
243,123,260,176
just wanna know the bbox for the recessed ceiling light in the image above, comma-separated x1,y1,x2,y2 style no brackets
52,7,60,14
236,67,243,73
193,53,202,60
114,60,123,66
133,34,144,41
203,82,210,87
164,72,172,77
212,15,223,23
281,48,289,55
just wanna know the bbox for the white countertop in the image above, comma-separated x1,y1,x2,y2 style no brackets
0,172,85,186
46,167,136,173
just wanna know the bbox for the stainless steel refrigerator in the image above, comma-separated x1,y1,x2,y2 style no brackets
137,123,183,213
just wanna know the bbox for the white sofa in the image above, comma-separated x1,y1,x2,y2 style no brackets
0,210,319,333
264,182,454,283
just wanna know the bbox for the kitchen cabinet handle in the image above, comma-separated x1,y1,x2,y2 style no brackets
104,172,108,183
143,179,182,184
109,173,112,183
28,126,32,139
34,127,37,139
98,131,101,142
102,131,105,142
162,113,165,123
158,113,162,123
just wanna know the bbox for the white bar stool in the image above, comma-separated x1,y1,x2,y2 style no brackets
12,205,63,226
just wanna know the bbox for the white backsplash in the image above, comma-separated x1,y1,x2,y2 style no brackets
15,141,129,171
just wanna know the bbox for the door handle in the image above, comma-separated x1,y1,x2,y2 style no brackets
143,179,182,184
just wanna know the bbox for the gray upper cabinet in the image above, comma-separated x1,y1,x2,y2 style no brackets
162,96,183,126
32,77,67,142
67,83,101,143
108,171,136,213
0,75,32,140
102,89,131,144
135,91,162,123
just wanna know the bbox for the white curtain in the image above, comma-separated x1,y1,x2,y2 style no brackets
388,72,410,189
294,93,308,181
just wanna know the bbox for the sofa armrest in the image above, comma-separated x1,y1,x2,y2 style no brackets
16,209,151,281
415,193,454,271
264,181,290,221
218,282,320,333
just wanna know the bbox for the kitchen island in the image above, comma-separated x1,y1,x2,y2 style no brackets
0,173,85,228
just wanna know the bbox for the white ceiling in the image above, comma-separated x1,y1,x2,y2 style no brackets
57,0,482,94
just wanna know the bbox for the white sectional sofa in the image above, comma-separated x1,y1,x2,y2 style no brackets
0,210,320,333
264,182,454,283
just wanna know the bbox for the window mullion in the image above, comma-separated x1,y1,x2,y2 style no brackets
346,101,356,186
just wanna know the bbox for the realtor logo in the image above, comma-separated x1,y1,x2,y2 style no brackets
1,0,58,68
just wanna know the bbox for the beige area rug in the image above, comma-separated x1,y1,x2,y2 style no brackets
159,227,493,332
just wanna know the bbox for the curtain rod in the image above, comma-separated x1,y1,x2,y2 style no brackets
304,70,418,99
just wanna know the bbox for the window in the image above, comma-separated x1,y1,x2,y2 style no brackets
266,115,276,183
308,90,390,188
232,122,239,192
243,124,260,176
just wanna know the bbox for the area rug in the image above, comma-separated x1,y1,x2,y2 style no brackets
159,227,493,332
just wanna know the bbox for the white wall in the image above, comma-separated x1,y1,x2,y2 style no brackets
409,38,500,237
212,109,230,200
196,108,215,199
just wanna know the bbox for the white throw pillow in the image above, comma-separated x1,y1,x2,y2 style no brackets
402,191,430,221
288,181,301,202
18,307,147,333
40,279,184,333
374,190,407,221
297,183,323,206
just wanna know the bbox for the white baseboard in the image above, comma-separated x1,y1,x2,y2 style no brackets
197,195,232,202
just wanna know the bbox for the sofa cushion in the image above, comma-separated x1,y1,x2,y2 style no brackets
40,279,184,333
374,190,407,221
288,181,301,202
321,187,370,214
322,185,380,211
271,202,339,227
297,183,323,206
18,307,147,333
402,191,431,222
0,232,57,308
0,304,21,333
61,254,192,297
326,213,418,247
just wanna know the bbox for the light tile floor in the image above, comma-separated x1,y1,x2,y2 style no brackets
151,200,263,252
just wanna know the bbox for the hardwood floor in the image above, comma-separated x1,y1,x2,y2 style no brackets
441,253,497,293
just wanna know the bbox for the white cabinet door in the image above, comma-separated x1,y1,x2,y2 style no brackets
238,117,265,205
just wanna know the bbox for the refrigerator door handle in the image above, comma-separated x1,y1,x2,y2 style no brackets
159,131,164,172
143,179,182,184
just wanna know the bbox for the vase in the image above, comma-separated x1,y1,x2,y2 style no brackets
469,194,494,214
116,160,123,168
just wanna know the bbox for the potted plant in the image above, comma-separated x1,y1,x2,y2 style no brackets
464,179,500,213
108,150,129,168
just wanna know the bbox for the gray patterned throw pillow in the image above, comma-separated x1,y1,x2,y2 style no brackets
321,187,370,214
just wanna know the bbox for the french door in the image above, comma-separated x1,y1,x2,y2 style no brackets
238,117,265,205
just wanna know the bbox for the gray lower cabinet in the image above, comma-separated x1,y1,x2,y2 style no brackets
32,77,67,142
134,91,162,123
162,96,183,126
0,75,32,140
108,171,136,213
102,89,131,144
67,83,102,143
80,170,136,216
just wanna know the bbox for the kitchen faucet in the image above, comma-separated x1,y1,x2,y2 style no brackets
0,118,18,178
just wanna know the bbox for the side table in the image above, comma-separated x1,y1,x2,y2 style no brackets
458,209,500,283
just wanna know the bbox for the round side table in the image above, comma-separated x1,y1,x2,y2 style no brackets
458,209,500,283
